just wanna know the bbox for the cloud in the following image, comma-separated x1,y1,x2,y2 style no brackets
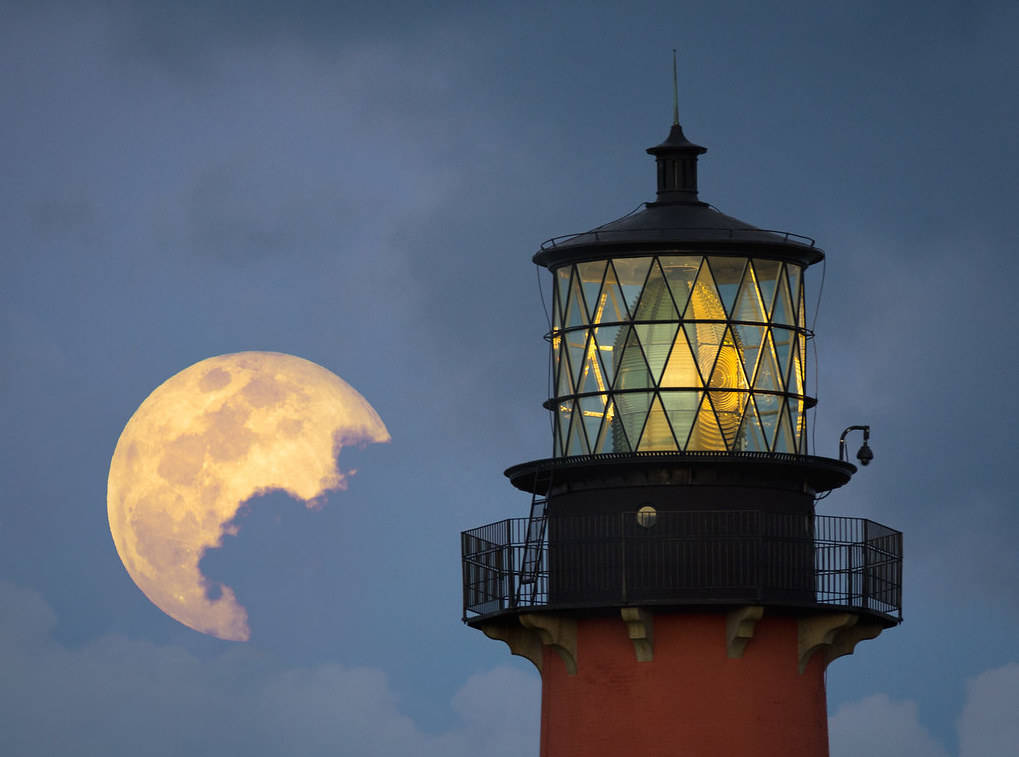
958,663,1019,757
830,662,1019,757
0,581,538,756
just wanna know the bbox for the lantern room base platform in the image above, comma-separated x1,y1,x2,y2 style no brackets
479,609,883,757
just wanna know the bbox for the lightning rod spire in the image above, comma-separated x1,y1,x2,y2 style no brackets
672,48,679,125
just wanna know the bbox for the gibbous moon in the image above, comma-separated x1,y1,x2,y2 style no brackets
107,352,390,641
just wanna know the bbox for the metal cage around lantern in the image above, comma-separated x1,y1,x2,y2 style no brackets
548,253,810,458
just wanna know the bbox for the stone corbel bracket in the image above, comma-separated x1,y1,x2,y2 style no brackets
726,605,764,659
520,613,579,675
620,608,654,662
480,620,546,674
798,613,884,673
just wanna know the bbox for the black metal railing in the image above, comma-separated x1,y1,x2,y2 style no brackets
462,511,902,623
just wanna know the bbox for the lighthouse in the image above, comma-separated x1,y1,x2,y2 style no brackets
460,104,902,756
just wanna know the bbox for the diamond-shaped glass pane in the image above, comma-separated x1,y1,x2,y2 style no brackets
566,329,588,389
732,324,766,386
661,328,703,389
788,394,805,452
787,264,803,324
772,327,795,391
565,271,589,329
555,401,572,456
635,322,679,384
593,265,629,324
684,259,725,320
710,390,744,450
661,389,700,448
593,396,618,454
638,394,679,451
578,335,606,396
576,260,607,320
616,391,652,451
771,274,794,326
634,259,679,322
753,259,781,316
732,268,768,324
736,397,769,452
708,327,749,392
565,401,589,456
592,324,624,386
707,257,746,316
608,396,633,452
689,392,726,451
787,335,804,396
579,394,606,449
551,280,563,332
556,339,573,397
685,321,726,387
613,327,653,392
660,255,701,315
754,392,781,450
753,329,782,393
773,400,795,454
612,257,653,317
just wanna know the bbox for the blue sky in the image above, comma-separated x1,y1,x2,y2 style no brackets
2,1,1017,754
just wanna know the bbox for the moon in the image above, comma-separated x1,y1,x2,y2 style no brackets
107,351,390,641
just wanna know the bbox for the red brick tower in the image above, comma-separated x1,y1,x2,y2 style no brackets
460,109,902,756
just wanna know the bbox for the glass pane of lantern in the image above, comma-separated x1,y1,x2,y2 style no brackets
565,404,589,456
612,257,653,316
580,394,606,449
635,322,679,384
576,260,607,319
708,326,749,391
771,274,794,326
661,328,702,389
567,329,588,390
773,400,796,454
707,256,746,316
710,390,744,450
608,397,632,452
660,255,702,315
753,330,782,393
788,395,805,452
593,397,619,453
732,268,768,324
754,393,781,450
733,324,766,386
593,324,624,384
736,397,769,452
689,392,726,451
638,394,679,451
684,259,725,321
616,391,652,450
685,321,726,387
661,389,700,448
787,337,805,397
634,258,679,322
595,265,629,324
772,327,795,391
752,259,781,316
556,340,573,397
787,264,803,323
578,336,605,396
613,327,653,392
565,271,589,328
551,277,563,332
555,401,573,456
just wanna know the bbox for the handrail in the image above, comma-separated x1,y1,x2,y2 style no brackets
540,227,817,250
462,511,902,624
